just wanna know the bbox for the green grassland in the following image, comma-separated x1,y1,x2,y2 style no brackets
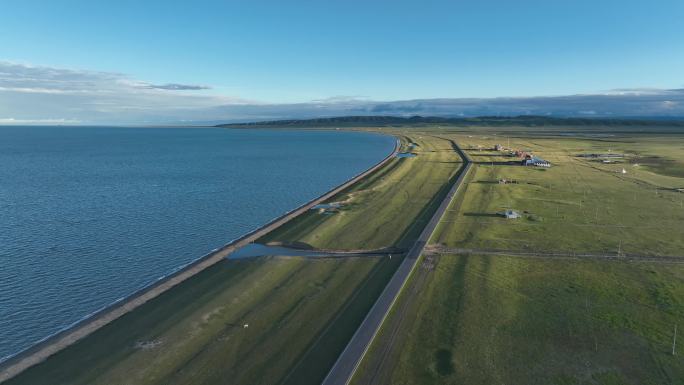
353,254,684,385
8,255,401,385
260,133,462,250
8,125,684,385
432,132,684,256
353,127,684,385
8,131,465,385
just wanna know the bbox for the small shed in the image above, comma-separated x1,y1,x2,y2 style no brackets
501,209,521,219
522,157,551,168
499,178,518,184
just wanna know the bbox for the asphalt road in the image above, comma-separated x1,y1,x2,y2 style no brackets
321,139,472,385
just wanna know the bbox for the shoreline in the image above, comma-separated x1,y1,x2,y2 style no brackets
0,133,400,383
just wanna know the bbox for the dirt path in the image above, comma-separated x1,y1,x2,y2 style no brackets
425,246,684,264
356,255,436,385
322,138,472,385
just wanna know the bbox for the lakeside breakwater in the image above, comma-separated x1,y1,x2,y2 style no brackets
0,126,395,360
0,130,399,382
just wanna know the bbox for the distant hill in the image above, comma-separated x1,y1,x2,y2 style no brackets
216,115,684,128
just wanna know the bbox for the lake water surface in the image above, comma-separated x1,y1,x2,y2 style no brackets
0,126,395,360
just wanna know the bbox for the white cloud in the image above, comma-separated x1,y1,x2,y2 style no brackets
0,118,81,125
2,61,684,125
143,83,211,91
0,61,245,124
206,89,684,123
599,88,667,96
309,95,370,104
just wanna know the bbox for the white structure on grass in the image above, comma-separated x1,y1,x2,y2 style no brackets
501,209,521,219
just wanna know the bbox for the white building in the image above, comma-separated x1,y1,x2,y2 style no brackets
501,209,521,219
523,157,551,167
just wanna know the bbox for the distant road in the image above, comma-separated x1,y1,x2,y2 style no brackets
321,139,472,385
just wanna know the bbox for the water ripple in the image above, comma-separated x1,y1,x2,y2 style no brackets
0,125,394,360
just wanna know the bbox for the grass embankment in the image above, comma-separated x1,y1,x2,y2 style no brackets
433,133,684,256
7,255,402,385
353,254,684,385
260,133,462,250
8,131,464,385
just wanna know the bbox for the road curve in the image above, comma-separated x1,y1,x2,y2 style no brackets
321,139,472,385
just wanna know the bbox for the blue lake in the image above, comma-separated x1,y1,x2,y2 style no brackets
0,125,395,360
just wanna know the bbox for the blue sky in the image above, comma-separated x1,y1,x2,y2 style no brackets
1,0,684,123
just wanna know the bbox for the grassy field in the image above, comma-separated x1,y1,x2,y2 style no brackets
260,133,462,250
432,132,684,256
7,131,467,385
354,127,684,385
9,126,684,385
353,254,684,385
7,255,402,385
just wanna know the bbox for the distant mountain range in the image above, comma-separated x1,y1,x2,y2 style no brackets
5,60,684,125
216,115,684,128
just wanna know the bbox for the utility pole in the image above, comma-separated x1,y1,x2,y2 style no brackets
617,240,622,256
673,324,678,356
